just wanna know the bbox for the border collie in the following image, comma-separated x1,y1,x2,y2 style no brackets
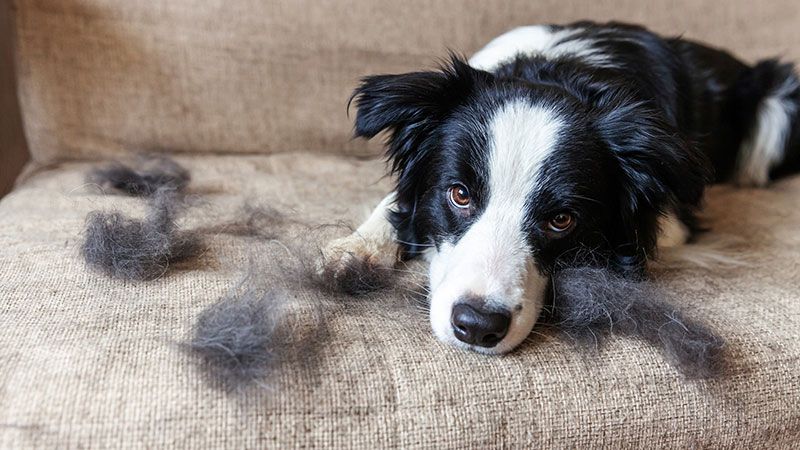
319,21,800,354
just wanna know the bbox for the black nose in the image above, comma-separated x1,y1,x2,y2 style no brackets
451,302,511,347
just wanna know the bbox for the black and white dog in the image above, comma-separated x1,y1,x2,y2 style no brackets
320,21,800,354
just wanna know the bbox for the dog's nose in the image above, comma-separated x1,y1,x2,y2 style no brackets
451,302,511,347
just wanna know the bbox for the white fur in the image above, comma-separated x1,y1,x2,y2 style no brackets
657,211,690,248
736,76,800,186
655,234,749,270
355,192,397,241
428,100,562,354
317,193,399,275
653,210,750,270
655,213,750,269
469,25,614,71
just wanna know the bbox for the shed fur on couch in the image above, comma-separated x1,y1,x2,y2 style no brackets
1,0,799,447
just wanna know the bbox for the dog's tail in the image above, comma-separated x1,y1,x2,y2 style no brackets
732,59,800,186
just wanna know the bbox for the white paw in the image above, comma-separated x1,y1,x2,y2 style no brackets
315,232,399,294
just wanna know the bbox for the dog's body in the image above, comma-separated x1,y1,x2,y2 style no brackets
321,22,800,354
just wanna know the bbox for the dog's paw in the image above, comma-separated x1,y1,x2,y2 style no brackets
315,233,397,296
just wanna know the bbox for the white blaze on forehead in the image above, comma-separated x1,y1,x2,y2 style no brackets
487,99,563,215
469,25,614,72
427,99,563,354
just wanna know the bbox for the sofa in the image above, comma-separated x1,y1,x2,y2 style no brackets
1,0,799,447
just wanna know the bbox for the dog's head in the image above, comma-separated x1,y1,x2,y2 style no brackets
351,57,708,354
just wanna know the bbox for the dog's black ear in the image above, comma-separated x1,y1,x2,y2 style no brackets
350,56,492,174
350,57,491,258
595,100,711,275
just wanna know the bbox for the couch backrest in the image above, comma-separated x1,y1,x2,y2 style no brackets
12,0,800,163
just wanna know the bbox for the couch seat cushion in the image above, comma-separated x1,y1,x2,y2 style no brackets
1,153,799,448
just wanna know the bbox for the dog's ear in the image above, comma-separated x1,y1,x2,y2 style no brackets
594,100,711,276
350,56,492,174
350,57,491,257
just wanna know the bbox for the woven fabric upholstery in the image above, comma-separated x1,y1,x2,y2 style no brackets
0,154,798,448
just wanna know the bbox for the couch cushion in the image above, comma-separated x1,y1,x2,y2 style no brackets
13,0,800,163
1,153,799,447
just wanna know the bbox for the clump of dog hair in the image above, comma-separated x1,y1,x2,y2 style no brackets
198,195,396,296
82,189,202,281
87,155,190,196
199,206,396,296
189,285,286,390
194,203,287,240
312,253,394,296
186,267,324,391
550,266,726,378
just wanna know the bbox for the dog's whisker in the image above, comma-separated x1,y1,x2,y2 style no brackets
398,282,430,293
394,239,436,248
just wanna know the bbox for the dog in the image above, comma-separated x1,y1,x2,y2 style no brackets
319,21,800,354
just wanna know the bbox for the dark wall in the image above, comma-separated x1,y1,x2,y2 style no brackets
0,0,29,197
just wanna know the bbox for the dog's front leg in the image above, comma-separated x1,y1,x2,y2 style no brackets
317,192,400,279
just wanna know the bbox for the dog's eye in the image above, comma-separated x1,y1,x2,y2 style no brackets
448,184,471,209
548,213,574,233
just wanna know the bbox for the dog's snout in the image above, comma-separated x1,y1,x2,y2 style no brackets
451,301,511,347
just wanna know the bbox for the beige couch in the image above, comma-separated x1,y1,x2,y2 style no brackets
2,0,799,447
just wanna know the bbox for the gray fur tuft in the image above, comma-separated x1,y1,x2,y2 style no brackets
551,267,726,378
87,155,190,196
189,284,286,390
186,266,326,391
81,190,202,281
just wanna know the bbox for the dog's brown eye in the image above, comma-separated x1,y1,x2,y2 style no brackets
448,184,471,209
548,213,574,232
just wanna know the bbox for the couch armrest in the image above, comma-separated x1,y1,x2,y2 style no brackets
0,0,29,198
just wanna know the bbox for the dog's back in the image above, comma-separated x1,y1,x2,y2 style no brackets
470,21,800,187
